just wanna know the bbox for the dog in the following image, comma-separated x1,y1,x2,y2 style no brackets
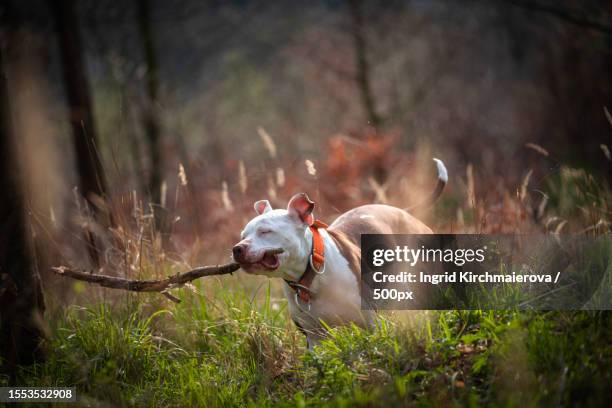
232,158,448,348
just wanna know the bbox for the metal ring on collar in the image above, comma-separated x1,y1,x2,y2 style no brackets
294,292,311,312
309,254,325,275
287,282,311,293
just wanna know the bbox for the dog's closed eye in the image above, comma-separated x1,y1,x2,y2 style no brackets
258,229,273,236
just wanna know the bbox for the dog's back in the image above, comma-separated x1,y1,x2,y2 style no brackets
330,204,433,239
324,204,433,282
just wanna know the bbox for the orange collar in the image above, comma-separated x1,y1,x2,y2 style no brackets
285,219,328,307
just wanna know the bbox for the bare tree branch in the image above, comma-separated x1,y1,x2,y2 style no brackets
52,249,284,302
502,0,612,35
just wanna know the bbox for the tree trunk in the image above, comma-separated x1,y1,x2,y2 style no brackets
0,38,46,384
51,0,112,265
348,0,382,129
136,0,166,233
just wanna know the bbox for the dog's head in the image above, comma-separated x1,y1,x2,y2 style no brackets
233,193,316,279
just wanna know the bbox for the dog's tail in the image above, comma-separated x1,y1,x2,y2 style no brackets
405,158,448,211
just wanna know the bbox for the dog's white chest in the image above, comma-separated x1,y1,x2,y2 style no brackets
284,233,373,342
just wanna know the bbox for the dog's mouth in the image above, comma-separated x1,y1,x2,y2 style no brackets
239,248,283,272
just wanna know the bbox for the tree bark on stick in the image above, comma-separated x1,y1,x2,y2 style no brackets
52,249,283,303
52,263,239,303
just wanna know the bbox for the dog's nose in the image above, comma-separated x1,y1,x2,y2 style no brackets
232,245,245,261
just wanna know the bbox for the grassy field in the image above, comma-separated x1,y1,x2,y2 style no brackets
5,272,611,407
5,145,611,407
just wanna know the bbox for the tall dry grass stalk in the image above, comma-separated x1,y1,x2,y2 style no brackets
178,163,188,186
525,142,549,157
466,164,475,209
604,106,612,127
238,160,248,193
275,167,285,187
221,181,234,212
267,174,277,200
257,127,277,159
367,177,388,204
519,170,532,202
305,159,317,177
600,144,611,161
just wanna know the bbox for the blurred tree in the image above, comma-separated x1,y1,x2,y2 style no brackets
504,0,612,35
348,0,382,129
51,0,112,266
500,0,612,176
136,0,166,233
0,32,46,383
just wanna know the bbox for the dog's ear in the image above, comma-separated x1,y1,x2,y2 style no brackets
287,193,315,225
254,200,273,215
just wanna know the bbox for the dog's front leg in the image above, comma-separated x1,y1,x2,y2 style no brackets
307,338,316,351
306,334,322,351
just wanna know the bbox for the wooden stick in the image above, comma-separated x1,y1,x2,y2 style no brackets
52,248,284,302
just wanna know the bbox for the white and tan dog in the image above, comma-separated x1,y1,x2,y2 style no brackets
232,158,448,347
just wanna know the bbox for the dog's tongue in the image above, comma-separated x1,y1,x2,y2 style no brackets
261,252,279,269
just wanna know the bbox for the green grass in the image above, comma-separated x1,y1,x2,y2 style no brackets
3,276,610,407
